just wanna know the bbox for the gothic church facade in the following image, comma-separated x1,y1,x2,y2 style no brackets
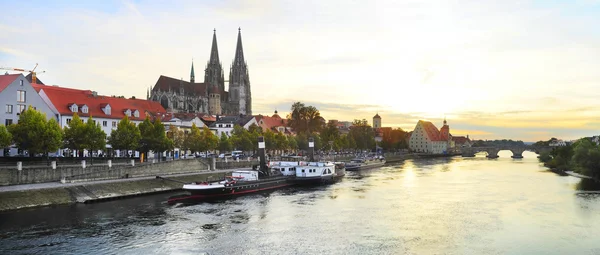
148,28,252,116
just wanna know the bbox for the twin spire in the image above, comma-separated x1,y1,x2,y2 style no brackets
190,28,245,83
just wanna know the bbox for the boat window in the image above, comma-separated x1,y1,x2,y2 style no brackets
302,169,305,173
281,168,285,172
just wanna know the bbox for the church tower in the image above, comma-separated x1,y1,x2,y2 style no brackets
228,27,252,115
190,60,195,83
373,113,381,128
205,29,225,95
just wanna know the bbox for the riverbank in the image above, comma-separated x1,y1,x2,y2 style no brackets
0,170,233,212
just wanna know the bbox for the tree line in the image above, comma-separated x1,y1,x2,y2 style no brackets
538,138,600,179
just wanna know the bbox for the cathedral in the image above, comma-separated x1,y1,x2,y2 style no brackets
148,28,252,116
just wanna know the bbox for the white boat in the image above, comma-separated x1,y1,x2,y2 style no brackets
293,161,345,185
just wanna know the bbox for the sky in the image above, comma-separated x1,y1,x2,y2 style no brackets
1,0,600,142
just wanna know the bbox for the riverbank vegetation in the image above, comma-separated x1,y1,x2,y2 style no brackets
537,138,600,179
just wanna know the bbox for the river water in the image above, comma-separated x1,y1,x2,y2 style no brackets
1,151,600,255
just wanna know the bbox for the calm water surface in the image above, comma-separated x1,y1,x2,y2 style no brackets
1,151,600,255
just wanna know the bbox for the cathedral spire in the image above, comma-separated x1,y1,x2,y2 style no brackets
233,27,245,66
209,29,220,65
190,60,195,83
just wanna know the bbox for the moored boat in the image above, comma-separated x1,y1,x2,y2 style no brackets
292,161,345,185
345,156,386,171
167,169,292,204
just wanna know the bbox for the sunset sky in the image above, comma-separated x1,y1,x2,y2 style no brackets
2,0,600,142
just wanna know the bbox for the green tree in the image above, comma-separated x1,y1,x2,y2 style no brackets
286,102,324,134
201,126,218,152
152,118,173,161
264,129,276,152
137,117,154,157
571,139,600,178
108,115,141,157
287,135,298,151
349,119,375,150
167,125,186,151
185,123,203,153
218,133,233,152
0,125,12,149
275,132,288,151
85,117,107,161
63,113,87,157
9,107,63,157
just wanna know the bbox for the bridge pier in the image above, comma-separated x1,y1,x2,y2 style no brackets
485,148,500,159
510,148,525,158
461,148,475,157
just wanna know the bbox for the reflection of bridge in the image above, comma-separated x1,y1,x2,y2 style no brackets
461,146,553,158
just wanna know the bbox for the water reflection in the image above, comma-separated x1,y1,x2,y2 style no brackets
1,155,600,255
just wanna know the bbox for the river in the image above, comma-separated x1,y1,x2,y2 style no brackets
1,151,599,254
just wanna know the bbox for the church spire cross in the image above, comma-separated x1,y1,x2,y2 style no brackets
190,60,195,83
233,27,245,66
209,29,220,65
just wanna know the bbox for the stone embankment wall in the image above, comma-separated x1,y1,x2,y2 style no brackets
0,171,232,212
0,158,258,186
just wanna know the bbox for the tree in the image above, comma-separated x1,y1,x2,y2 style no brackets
275,132,288,152
571,139,600,178
320,121,340,151
167,125,186,151
0,125,12,150
381,128,408,151
264,129,276,152
185,123,203,153
63,113,87,157
218,133,233,152
40,118,64,158
201,126,218,152
8,107,63,157
286,102,325,134
349,119,375,150
137,117,154,158
287,136,298,151
85,116,107,160
152,118,173,161
108,115,141,157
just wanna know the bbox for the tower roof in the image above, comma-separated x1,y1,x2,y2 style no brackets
190,61,195,80
209,29,220,65
233,27,245,66
373,113,381,119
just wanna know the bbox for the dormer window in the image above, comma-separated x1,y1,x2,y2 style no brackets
103,104,111,115
81,105,88,114
70,104,78,112
133,110,139,118
124,109,131,116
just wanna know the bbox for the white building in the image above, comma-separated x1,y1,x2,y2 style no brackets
549,139,567,147
34,84,166,157
408,120,451,154
209,115,257,137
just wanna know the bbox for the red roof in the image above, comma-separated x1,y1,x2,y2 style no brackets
439,124,450,141
452,136,471,144
419,120,444,141
255,113,287,131
35,84,166,121
0,74,20,93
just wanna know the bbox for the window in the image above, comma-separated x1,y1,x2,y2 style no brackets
17,90,26,103
103,121,107,127
112,121,117,127
81,105,88,113
5,119,12,125
17,104,26,113
133,110,139,118
5,104,12,114
71,104,78,112
66,118,72,124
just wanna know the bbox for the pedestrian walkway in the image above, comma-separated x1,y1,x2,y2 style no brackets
0,169,238,193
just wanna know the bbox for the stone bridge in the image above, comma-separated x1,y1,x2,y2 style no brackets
460,146,552,159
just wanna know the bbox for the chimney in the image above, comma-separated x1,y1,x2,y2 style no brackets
92,91,98,97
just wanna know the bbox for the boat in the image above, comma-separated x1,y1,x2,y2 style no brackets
292,161,346,185
167,169,293,204
345,156,386,171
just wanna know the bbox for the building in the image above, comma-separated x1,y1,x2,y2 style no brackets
209,115,257,137
549,139,566,147
0,74,56,127
452,135,472,148
149,28,252,116
34,84,166,156
408,119,453,154
255,110,292,134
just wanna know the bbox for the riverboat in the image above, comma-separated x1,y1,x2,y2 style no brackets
167,170,292,204
292,161,346,185
345,156,386,171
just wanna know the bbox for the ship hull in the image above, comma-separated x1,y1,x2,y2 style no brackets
345,161,386,171
168,176,291,204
